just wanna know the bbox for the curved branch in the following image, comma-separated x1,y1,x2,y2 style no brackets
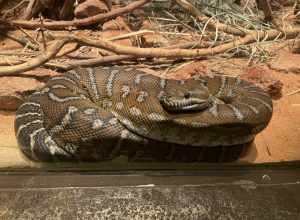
11,0,152,30
0,39,69,75
53,28,300,58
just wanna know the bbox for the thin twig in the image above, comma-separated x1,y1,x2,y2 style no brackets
51,28,300,58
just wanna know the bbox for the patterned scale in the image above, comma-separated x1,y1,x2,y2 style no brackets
14,66,273,162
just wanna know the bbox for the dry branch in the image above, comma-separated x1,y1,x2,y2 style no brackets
51,27,300,58
11,0,152,30
0,39,68,75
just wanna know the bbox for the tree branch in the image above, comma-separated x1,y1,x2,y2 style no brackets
0,39,69,75
11,0,152,30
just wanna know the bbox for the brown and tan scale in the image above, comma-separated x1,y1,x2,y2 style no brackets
14,66,273,162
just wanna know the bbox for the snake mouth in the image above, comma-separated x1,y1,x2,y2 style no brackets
160,95,213,112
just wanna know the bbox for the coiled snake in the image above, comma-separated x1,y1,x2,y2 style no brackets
15,66,273,162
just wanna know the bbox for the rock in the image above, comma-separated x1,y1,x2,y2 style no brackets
241,67,283,99
21,68,59,82
0,77,43,111
74,0,109,19
0,68,58,111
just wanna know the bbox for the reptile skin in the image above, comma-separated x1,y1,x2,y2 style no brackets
14,66,273,162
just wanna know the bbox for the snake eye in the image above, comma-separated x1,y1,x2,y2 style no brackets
184,92,191,99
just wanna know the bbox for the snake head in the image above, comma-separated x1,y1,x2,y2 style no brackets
159,83,212,112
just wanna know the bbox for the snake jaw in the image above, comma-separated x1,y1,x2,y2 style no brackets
160,95,212,112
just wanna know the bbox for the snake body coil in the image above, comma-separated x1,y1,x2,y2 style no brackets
15,67,273,162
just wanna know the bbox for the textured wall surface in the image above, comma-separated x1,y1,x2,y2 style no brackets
0,168,299,219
